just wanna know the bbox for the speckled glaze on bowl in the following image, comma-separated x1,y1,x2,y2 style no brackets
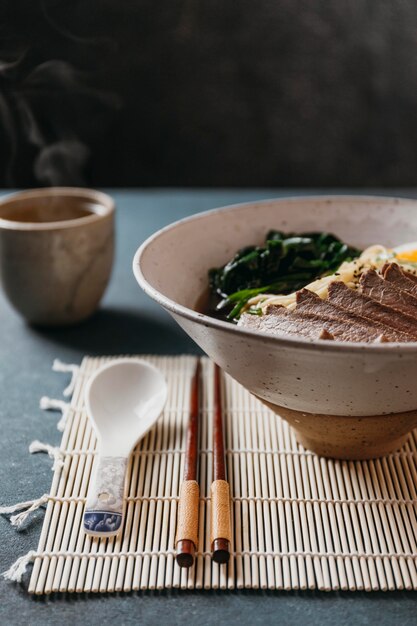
133,195,417,459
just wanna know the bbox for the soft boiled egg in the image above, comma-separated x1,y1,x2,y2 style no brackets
392,241,417,263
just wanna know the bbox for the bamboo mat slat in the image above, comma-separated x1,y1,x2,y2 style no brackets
28,355,417,593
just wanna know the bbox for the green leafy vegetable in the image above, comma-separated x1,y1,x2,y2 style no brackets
209,231,361,320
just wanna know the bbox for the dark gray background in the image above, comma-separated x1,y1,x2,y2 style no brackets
1,1,417,188
1,189,417,625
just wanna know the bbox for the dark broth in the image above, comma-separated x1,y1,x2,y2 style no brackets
195,287,230,321
1,204,94,223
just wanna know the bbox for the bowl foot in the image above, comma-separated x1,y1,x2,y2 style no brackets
258,399,417,460
291,428,409,460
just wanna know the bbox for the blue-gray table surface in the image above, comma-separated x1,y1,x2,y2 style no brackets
1,189,417,625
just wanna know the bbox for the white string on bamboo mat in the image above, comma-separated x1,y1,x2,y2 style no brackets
39,397,71,432
52,360,80,397
2,355,417,594
5,491,417,511
29,441,65,471
6,547,417,585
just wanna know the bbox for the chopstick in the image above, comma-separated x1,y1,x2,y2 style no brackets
175,359,201,568
211,363,231,564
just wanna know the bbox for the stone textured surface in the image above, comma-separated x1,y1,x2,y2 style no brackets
1,189,417,624
2,3,417,187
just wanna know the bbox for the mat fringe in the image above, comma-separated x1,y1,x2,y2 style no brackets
52,360,80,397
0,495,49,527
1,360,77,581
39,397,70,432
29,440,64,471
3,551,37,582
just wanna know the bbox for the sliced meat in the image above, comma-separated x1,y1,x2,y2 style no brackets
241,297,397,342
265,305,356,340
240,267,417,344
403,268,417,283
239,307,334,340
327,280,417,340
381,261,417,284
360,269,417,318
382,262,417,298
295,289,409,342
388,263,417,284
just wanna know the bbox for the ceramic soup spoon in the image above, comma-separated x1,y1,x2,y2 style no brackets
83,359,167,537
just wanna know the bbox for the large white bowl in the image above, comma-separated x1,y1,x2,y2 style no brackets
133,196,417,452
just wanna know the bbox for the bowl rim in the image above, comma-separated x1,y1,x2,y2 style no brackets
0,187,114,231
133,193,417,354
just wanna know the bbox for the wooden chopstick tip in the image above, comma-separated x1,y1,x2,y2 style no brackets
175,539,195,568
211,538,230,564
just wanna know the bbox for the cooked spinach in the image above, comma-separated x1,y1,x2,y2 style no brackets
209,231,361,320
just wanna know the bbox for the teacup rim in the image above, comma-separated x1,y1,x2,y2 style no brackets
0,187,114,231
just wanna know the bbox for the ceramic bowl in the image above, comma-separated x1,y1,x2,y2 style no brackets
133,195,417,459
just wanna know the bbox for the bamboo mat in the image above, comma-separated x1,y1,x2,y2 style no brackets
27,355,417,593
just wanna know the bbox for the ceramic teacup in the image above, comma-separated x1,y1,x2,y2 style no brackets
0,187,114,326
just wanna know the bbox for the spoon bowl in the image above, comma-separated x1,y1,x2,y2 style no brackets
83,358,167,537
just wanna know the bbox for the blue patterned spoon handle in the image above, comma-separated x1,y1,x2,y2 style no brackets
83,456,128,536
